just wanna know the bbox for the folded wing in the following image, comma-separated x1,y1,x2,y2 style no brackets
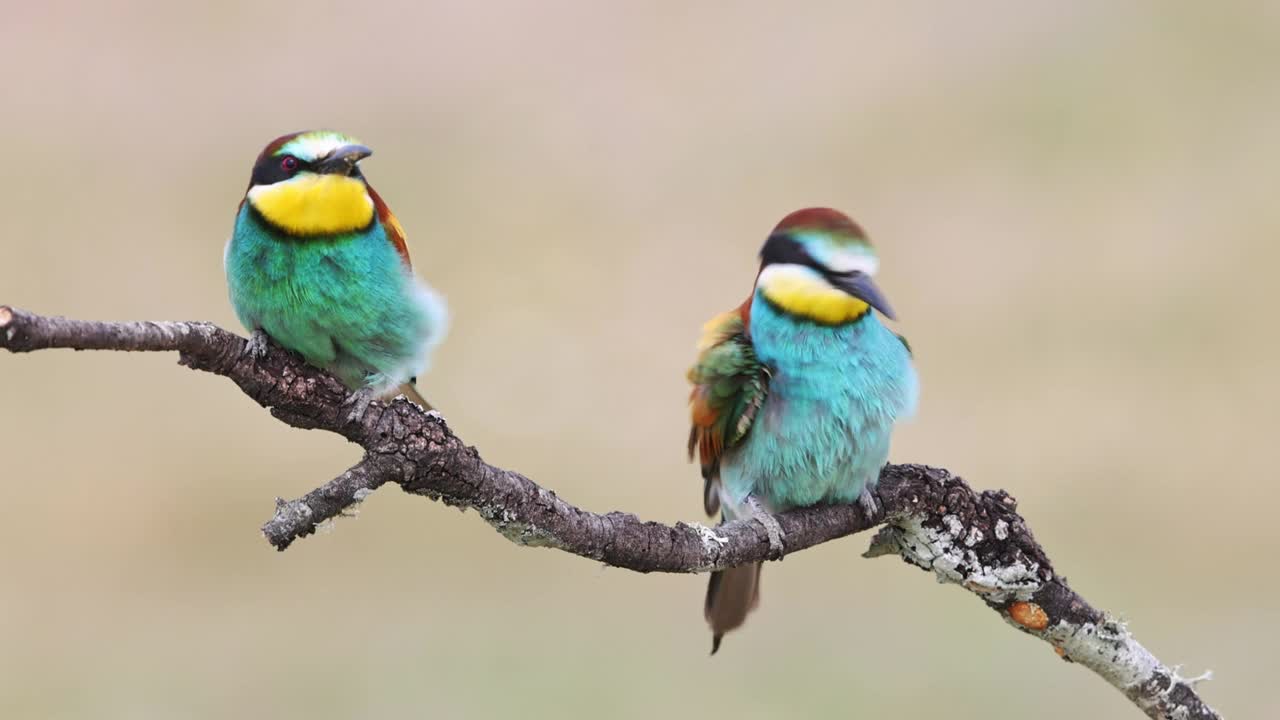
686,302,769,516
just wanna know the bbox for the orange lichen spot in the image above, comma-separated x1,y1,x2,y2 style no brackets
1010,601,1050,631
1054,646,1067,658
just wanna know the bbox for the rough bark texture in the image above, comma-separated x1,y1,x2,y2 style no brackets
0,306,1222,720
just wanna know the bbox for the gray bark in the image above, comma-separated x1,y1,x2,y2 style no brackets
0,305,1222,720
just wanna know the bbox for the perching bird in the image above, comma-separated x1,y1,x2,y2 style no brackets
687,208,918,654
225,130,447,418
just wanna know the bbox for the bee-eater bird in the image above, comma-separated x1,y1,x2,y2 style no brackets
687,208,918,654
224,130,447,418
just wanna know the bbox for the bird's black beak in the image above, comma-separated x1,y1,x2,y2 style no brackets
828,271,897,320
315,144,373,175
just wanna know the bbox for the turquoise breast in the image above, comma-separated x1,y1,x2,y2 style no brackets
720,291,918,511
224,205,444,392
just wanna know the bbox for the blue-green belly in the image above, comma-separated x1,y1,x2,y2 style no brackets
720,293,918,511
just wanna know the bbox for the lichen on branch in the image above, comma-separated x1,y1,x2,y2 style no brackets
0,305,1222,720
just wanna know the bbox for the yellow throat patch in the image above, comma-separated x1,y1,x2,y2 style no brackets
759,268,869,324
247,174,375,236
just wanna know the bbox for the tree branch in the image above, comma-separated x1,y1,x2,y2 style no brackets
0,305,1222,720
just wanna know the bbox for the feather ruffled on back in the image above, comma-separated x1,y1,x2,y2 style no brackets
686,302,770,516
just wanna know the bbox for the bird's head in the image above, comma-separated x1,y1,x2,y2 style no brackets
243,130,376,236
754,207,895,324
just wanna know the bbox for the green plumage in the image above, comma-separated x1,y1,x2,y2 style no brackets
688,319,768,449
225,205,445,394
687,312,769,514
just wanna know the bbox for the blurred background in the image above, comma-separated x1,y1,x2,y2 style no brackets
1,1,1276,718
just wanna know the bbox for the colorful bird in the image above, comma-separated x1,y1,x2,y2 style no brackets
687,208,918,653
224,130,447,418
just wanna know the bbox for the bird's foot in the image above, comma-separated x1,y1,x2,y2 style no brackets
342,387,378,424
857,487,881,519
243,329,271,361
747,495,785,560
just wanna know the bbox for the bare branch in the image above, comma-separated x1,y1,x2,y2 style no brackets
0,306,1222,720
262,455,394,546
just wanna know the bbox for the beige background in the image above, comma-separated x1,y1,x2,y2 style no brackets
2,2,1276,718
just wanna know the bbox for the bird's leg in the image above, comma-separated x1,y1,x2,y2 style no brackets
746,494,785,559
243,329,271,361
857,485,881,519
341,387,378,423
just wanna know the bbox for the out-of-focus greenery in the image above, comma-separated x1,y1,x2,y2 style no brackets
1,2,1275,718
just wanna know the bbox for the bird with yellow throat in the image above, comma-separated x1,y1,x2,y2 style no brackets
688,208,918,653
224,131,447,418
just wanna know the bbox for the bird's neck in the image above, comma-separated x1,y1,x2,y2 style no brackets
754,266,869,325
749,289,874,361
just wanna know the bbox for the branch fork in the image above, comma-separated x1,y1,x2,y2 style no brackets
0,306,1222,720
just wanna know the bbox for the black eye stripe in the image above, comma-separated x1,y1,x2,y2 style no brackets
759,233,828,274
249,155,309,186
759,232,863,283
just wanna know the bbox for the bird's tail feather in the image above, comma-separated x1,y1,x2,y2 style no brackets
704,561,762,655
397,382,434,412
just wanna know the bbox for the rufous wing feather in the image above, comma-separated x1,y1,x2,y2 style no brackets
366,185,412,268
686,300,768,515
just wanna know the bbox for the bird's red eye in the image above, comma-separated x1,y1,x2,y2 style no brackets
281,156,299,172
